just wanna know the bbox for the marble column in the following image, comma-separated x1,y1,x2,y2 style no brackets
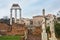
24,31,27,40
19,9,21,24
50,18,57,40
41,18,47,40
41,9,47,40
15,9,17,23
10,9,12,25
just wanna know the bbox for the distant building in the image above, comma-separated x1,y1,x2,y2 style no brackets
33,15,43,26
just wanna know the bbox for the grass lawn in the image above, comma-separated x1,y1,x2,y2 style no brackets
0,36,21,40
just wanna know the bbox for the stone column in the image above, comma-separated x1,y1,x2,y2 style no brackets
41,9,47,40
24,31,27,40
41,18,47,40
15,9,17,23
19,9,21,24
50,17,57,40
10,9,12,25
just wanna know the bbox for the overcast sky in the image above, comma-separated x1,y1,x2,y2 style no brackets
0,0,60,18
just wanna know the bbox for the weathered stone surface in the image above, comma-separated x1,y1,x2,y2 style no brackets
41,32,47,40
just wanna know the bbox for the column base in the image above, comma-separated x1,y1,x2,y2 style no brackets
49,37,57,40
50,33,57,40
41,32,47,40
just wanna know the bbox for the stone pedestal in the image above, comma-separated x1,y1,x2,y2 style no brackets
50,36,57,40
50,37,57,40
42,32,47,40
50,33,57,40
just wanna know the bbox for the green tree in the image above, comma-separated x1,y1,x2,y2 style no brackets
55,22,60,38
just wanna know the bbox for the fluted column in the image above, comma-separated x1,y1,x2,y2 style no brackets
10,9,12,25
19,9,21,24
15,9,17,23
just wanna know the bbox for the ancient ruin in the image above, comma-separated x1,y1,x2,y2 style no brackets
0,4,57,40
10,4,21,25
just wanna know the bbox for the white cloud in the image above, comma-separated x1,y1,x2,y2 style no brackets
0,0,60,18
